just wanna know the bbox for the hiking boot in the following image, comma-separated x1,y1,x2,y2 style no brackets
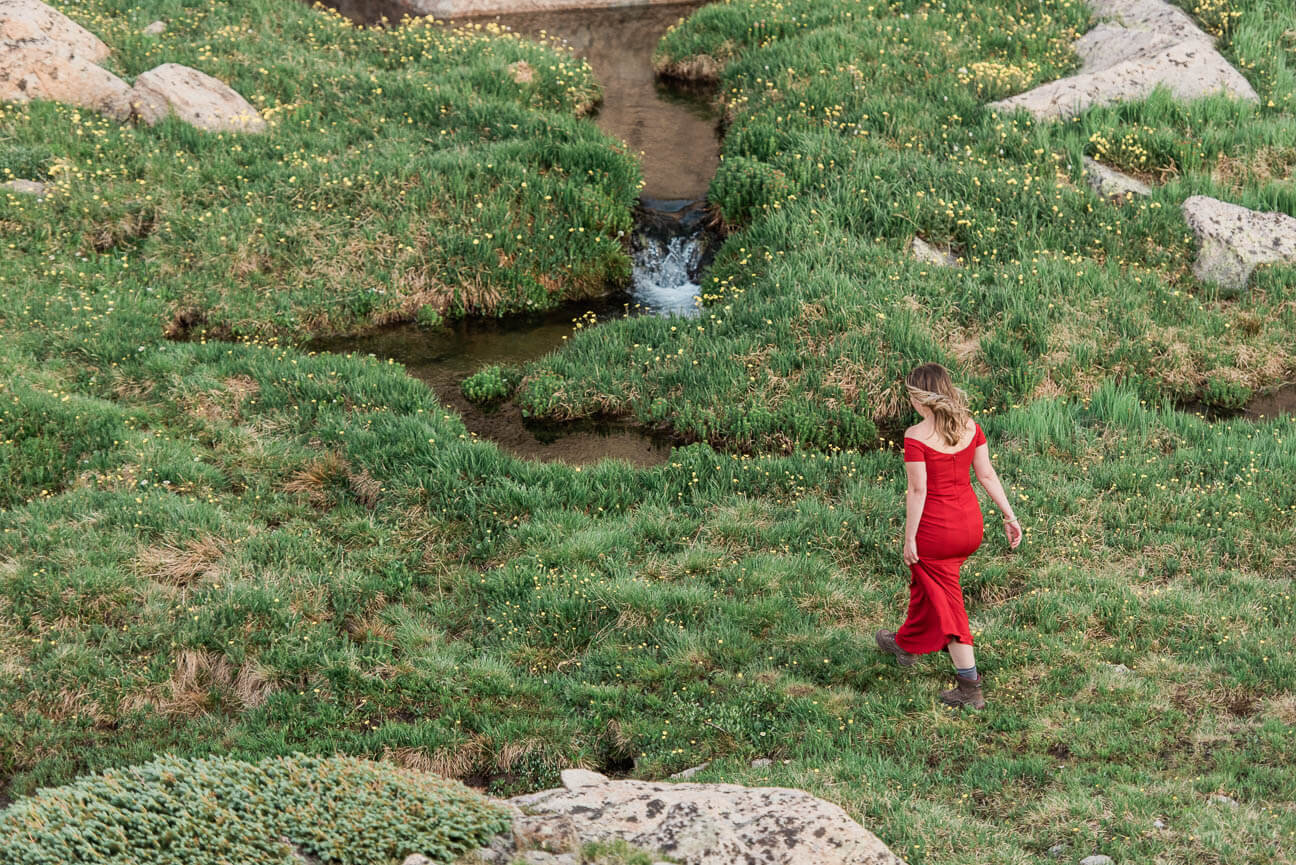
875,629,916,667
939,675,986,710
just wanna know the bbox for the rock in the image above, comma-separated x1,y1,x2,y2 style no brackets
461,832,517,865
508,774,905,865
128,63,266,133
142,20,167,36
1083,158,1153,201
1,179,47,196
507,60,534,84
559,768,608,790
750,758,773,768
0,35,132,119
1106,662,1133,675
513,814,581,853
1182,195,1296,290
670,762,710,780
401,856,434,865
1153,818,1167,829
1047,844,1067,858
989,0,1256,120
0,0,111,63
518,852,577,865
1209,793,1240,807
1079,856,1114,865
910,236,961,268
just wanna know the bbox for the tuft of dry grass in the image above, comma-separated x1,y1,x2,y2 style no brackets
123,649,275,718
136,536,225,586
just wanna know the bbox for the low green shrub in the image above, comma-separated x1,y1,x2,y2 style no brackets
0,754,511,865
461,365,521,403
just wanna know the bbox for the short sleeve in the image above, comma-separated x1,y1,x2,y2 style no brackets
973,423,986,447
903,438,925,462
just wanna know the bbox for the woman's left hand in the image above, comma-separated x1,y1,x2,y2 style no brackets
902,537,920,565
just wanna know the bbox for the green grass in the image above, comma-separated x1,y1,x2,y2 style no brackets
2,1,1295,865
516,0,1296,452
0,0,640,346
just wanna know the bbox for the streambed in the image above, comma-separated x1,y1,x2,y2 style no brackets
312,1,721,464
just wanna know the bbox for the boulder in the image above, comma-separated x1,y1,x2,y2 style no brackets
509,770,906,865
909,236,961,268
1182,195,1296,290
0,35,132,119
1,178,47,195
1083,157,1153,200
129,63,266,133
142,20,167,36
989,0,1256,119
669,762,710,780
0,0,110,63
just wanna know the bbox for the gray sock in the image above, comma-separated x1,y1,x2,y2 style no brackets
956,665,978,681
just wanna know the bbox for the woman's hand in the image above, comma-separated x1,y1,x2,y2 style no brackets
1004,518,1023,550
902,537,920,565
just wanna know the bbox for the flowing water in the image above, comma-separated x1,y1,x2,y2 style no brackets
311,1,721,464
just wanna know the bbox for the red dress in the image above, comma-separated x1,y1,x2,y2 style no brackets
896,424,986,653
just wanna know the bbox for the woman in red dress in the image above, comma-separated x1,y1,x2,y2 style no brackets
875,363,1022,709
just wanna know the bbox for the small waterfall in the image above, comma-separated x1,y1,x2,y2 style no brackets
628,199,714,316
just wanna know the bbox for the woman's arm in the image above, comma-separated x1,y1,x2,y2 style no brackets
903,460,927,564
972,443,1022,548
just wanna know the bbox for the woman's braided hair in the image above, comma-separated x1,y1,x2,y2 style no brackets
905,362,971,446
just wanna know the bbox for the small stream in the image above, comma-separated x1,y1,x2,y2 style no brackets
312,2,721,465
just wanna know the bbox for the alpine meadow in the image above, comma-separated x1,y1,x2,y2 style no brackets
1,0,1294,864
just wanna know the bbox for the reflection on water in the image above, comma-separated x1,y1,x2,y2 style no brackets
480,3,719,201
310,298,676,466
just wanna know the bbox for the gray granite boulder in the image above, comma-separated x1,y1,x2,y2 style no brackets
0,34,132,119
1,178,47,196
1083,157,1153,200
910,236,961,268
0,0,110,63
506,769,906,865
989,0,1256,119
1182,195,1296,290
129,63,266,133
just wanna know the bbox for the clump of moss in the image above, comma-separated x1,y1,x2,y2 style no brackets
461,365,521,404
0,754,511,865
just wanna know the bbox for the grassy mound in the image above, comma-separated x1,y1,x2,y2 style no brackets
516,0,1296,452
0,753,510,864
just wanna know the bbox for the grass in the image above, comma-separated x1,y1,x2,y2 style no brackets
2,1,1295,864
516,0,1296,452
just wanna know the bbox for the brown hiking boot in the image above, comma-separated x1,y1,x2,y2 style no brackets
939,675,986,710
875,629,916,667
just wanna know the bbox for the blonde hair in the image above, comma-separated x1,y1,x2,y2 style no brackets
905,363,971,446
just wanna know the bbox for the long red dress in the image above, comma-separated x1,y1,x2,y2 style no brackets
896,424,986,653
